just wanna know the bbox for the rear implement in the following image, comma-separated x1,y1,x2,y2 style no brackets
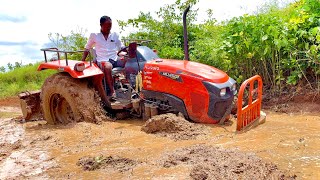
19,90,42,121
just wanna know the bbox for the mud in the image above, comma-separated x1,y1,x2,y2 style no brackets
263,86,320,115
141,113,210,140
0,118,24,163
0,119,56,179
0,140,22,162
160,144,296,180
41,73,111,124
1,95,320,179
80,90,111,124
77,155,141,172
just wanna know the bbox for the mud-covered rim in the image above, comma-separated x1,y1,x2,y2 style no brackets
49,93,74,124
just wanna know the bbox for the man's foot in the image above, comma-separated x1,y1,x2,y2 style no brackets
109,92,117,101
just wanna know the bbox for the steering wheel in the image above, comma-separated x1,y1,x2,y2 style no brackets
117,46,128,56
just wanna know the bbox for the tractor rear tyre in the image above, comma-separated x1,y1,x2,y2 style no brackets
41,73,105,125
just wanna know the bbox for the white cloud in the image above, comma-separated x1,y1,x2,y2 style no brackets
0,0,293,67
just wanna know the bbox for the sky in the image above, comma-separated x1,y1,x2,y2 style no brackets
0,0,293,67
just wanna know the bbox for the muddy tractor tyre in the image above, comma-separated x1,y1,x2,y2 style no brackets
41,73,105,125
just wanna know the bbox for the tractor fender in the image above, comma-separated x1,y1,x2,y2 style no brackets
37,60,104,79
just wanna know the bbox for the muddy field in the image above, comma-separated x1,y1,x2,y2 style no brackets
0,96,320,179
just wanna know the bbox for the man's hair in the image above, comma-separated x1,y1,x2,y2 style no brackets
100,16,112,24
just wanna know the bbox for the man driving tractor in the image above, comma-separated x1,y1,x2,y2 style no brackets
81,15,126,98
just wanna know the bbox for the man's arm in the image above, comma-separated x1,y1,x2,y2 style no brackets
81,49,90,61
115,33,125,50
82,33,95,61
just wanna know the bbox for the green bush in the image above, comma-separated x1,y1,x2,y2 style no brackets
0,63,55,98
119,0,320,93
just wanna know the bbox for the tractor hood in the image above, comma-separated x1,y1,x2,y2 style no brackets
149,59,229,83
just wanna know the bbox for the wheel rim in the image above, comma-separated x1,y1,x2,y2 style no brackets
50,94,74,124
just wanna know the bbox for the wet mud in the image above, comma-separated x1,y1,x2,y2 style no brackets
0,97,320,179
161,144,296,179
0,119,56,179
41,74,110,124
0,140,22,162
77,155,141,172
141,113,210,140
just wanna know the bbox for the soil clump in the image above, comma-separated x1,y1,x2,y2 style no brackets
77,155,141,172
141,113,210,140
160,144,297,180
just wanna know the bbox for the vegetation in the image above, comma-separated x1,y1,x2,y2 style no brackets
0,0,319,99
119,0,320,93
0,63,55,98
0,28,86,99
48,28,88,60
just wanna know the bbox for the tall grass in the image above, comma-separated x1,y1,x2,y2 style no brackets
0,63,55,98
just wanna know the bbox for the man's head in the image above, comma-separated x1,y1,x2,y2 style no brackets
100,16,112,34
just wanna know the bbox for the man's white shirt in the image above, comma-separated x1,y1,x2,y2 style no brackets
85,32,124,62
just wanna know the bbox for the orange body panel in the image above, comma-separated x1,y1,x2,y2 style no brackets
142,59,230,123
38,60,104,79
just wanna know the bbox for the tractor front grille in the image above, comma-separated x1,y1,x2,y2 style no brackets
203,80,235,121
210,100,232,120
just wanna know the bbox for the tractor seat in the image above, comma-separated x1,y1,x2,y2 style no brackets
112,67,125,75
90,49,125,75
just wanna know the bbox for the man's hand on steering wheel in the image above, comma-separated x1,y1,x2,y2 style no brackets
117,46,128,57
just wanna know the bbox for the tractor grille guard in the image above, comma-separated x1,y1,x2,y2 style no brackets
237,75,265,132
40,48,91,66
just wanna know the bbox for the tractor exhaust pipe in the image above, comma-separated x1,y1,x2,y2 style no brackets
183,5,190,61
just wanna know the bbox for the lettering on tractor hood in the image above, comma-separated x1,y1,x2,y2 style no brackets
159,71,183,82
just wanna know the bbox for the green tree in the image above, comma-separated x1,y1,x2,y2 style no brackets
14,62,22,69
7,63,13,71
119,0,319,93
0,66,5,73
118,0,199,59
48,27,88,60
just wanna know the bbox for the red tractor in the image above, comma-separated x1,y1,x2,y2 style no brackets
19,6,265,131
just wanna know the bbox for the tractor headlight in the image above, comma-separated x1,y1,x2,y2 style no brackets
203,77,236,97
220,88,226,96
231,84,237,95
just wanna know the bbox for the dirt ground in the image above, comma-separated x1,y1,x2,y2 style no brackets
0,95,320,179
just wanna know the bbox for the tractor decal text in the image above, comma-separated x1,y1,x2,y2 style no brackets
159,72,183,82
145,80,152,84
144,76,152,80
144,66,159,71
